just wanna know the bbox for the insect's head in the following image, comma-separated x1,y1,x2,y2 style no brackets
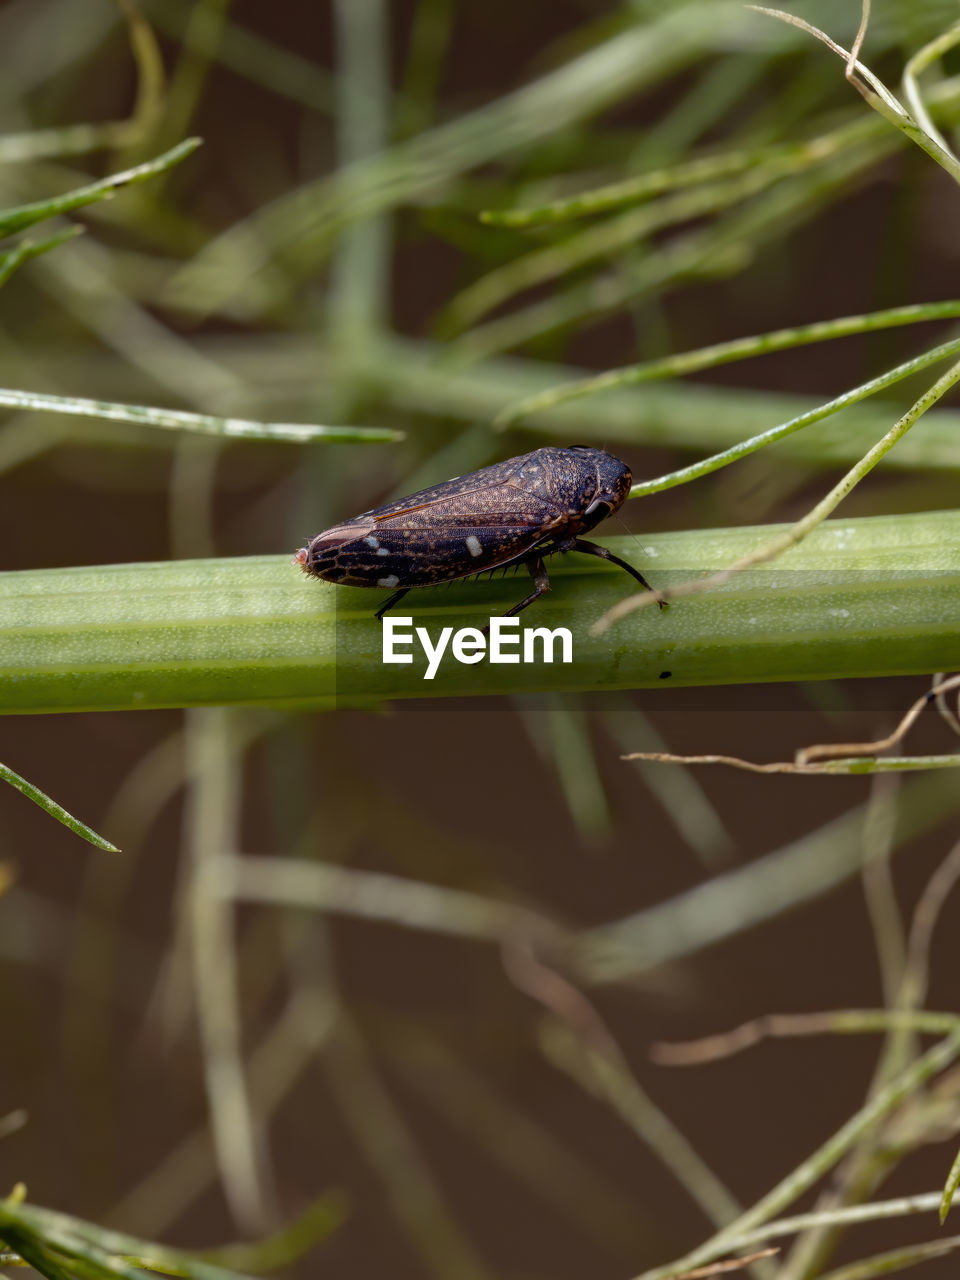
566,446,632,529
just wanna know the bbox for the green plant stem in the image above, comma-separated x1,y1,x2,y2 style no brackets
631,1026,960,1280
942,1146,960,1222
627,334,960,498
0,139,201,236
0,389,401,444
0,511,958,712
0,227,83,287
34,334,960,472
573,771,960,985
480,141,802,226
448,161,806,333
0,761,118,850
160,3,763,315
594,352,960,631
541,1024,746,1240
752,6,960,188
903,21,960,159
454,141,893,361
494,301,960,428
147,0,334,113
817,1235,960,1280
0,1197,259,1280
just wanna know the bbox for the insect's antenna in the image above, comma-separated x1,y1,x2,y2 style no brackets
612,509,656,563
612,509,641,540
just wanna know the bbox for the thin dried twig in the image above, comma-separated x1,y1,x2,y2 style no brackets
651,1010,960,1067
797,674,960,764
674,1250,779,1279
847,1,871,81
933,673,960,736
621,675,960,775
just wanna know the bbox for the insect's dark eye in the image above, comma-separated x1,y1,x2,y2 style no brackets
584,498,612,520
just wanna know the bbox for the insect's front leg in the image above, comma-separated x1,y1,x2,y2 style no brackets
569,538,666,610
375,587,412,620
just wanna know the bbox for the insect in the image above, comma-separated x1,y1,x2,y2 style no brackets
294,445,661,620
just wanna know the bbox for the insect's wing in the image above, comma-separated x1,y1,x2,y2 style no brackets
356,455,528,520
360,477,560,586
300,452,569,589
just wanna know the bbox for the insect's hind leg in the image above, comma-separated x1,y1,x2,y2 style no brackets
570,538,666,610
504,555,551,617
375,587,411,620
480,556,550,634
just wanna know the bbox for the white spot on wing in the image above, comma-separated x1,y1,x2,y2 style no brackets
364,535,380,548
377,547,389,556
466,535,483,557
378,575,400,588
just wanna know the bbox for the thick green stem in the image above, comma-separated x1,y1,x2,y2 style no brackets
1,511,958,712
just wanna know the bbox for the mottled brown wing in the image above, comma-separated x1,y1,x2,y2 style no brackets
372,480,551,524
362,480,563,586
358,454,534,520
306,451,575,588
